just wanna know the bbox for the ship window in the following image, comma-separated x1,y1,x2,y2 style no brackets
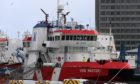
90,36,97,41
74,35,76,40
84,36,87,40
52,37,54,41
66,35,70,40
23,42,25,47
77,35,80,40
81,36,84,40
50,37,53,41
62,35,65,40
58,36,60,40
87,36,90,41
77,35,83,40
47,37,50,41
49,37,54,41
91,36,93,40
73,47,77,52
80,36,82,40
55,36,60,40
68,47,72,52
93,36,97,41
70,35,73,40
80,47,84,52
23,42,30,47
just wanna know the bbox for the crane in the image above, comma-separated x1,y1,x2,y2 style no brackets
41,9,49,24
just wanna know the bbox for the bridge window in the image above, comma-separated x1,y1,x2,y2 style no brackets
84,36,88,40
74,35,76,40
48,36,55,41
70,36,73,40
47,37,50,41
62,35,65,40
61,35,97,41
94,36,97,41
52,37,54,41
87,36,90,40
50,37,53,41
66,35,70,40
23,42,30,47
91,36,93,40
77,35,83,40
92,36,97,41
55,36,60,40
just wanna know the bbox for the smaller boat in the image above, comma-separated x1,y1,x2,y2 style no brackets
0,30,23,78
0,31,8,65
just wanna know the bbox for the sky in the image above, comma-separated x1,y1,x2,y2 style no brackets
0,0,95,38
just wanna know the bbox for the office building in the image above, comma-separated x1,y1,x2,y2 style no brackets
96,0,140,50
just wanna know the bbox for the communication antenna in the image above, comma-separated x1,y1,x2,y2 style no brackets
57,0,64,28
17,31,20,39
57,0,60,9
41,9,49,24
57,0,60,27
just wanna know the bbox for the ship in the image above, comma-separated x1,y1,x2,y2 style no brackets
22,1,140,83
0,30,23,80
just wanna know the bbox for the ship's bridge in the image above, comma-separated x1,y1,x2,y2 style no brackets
43,29,99,48
22,35,32,48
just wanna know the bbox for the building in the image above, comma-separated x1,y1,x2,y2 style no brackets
96,0,140,50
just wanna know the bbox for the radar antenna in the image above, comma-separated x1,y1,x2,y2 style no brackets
62,12,70,24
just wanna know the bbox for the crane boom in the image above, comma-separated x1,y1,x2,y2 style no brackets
41,9,47,15
40,8,49,24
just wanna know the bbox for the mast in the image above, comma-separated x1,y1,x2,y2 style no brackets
57,0,64,29
57,0,60,28
17,31,20,39
109,21,112,58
